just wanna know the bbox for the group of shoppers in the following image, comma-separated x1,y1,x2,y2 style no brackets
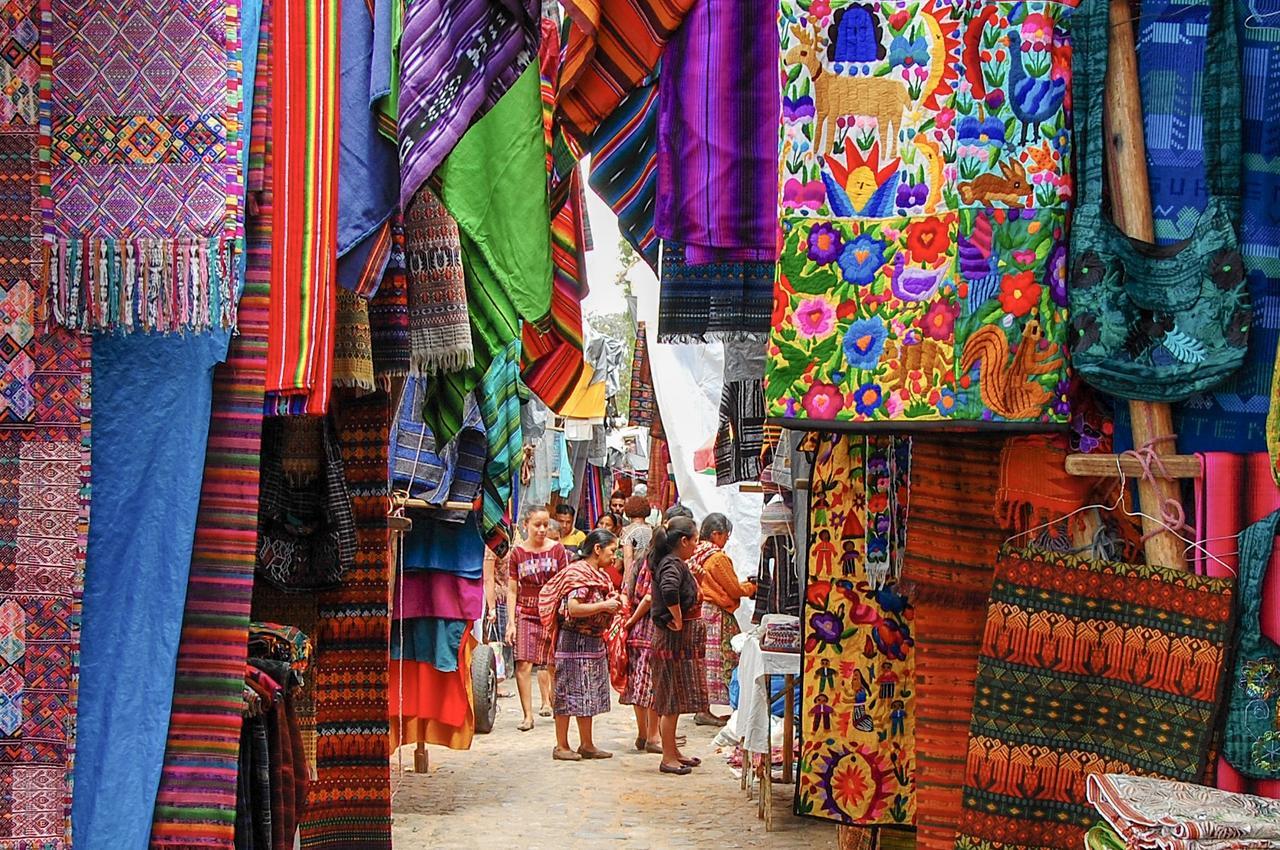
494,492,752,776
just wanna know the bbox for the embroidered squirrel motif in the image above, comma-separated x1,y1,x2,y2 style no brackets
786,22,913,155
960,319,1061,419
958,159,1034,207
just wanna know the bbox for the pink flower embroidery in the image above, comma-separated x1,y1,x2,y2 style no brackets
795,297,836,339
802,383,844,419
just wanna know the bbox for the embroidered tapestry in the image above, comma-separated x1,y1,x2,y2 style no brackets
955,547,1235,850
900,434,1001,850
767,0,1073,427
1087,773,1280,850
43,0,243,334
797,433,914,825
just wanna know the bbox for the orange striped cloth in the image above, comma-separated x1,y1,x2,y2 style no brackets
901,434,1005,850
265,0,340,415
557,0,695,146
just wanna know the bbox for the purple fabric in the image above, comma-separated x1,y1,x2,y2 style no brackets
397,0,541,208
393,571,484,621
654,0,780,263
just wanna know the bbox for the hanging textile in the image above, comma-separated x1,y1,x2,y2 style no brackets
391,378,486,511
397,0,539,209
304,392,393,849
264,0,339,416
523,19,586,412
1087,773,1280,850
389,635,476,750
368,218,412,382
768,0,1072,427
587,78,659,274
901,434,1002,850
797,434,913,825
477,341,522,556
1127,0,1280,454
424,65,551,446
954,547,1235,850
42,0,242,334
657,242,774,342
654,0,778,264
334,289,377,393
714,379,766,486
627,322,656,427
337,0,399,296
404,189,472,376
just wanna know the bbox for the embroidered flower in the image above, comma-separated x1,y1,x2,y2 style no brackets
889,34,929,68
1052,377,1071,416
1210,248,1246,291
783,178,826,210
802,382,844,419
783,95,817,122
920,300,958,342
984,89,1006,112
838,234,888,286
904,218,949,265
957,116,1006,145
1072,313,1100,354
842,319,888,369
934,386,958,416
1071,251,1105,289
1046,242,1068,307
807,222,844,264
1226,306,1252,347
888,8,910,29
1139,310,1174,341
852,382,883,417
1020,12,1054,49
795,297,837,339
998,270,1041,317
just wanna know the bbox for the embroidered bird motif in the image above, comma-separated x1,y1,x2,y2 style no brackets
890,252,948,302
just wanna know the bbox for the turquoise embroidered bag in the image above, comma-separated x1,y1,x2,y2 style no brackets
1222,509,1280,779
1068,0,1250,402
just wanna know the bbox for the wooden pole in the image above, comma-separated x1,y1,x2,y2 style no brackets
1098,0,1187,571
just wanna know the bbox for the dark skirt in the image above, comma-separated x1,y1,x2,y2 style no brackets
620,643,655,709
652,617,710,717
515,612,553,665
553,629,611,717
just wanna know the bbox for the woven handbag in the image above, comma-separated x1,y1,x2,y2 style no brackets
1222,509,1280,779
1067,0,1249,401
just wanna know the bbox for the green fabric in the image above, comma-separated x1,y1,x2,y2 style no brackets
1083,823,1125,850
1223,508,1280,779
377,0,403,140
476,340,522,557
1068,0,1248,402
424,65,552,446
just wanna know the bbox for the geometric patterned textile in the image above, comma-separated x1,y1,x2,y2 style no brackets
302,391,392,849
43,0,244,333
955,547,1235,850
797,433,914,826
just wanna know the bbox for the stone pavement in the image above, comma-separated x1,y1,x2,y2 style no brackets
390,694,833,849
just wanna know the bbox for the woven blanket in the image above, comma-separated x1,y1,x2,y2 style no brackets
1087,774,1280,850
334,289,376,393
627,322,656,427
369,217,411,381
404,189,472,376
391,377,485,511
264,0,338,415
588,77,659,274
656,242,774,343
713,379,765,486
305,392,393,849
1115,0,1280,452
43,0,242,334
955,548,1235,850
397,0,539,210
654,0,778,263
797,434,914,825
900,434,1002,850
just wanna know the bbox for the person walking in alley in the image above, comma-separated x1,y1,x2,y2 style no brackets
506,507,571,730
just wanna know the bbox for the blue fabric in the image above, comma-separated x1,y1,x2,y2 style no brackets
390,377,486,508
235,0,263,304
337,0,398,261
390,617,469,669
402,514,487,579
72,331,225,850
556,431,574,496
1116,0,1280,452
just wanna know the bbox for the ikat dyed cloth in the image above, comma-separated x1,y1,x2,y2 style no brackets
44,0,244,334
767,0,1074,427
797,434,913,825
955,548,1235,850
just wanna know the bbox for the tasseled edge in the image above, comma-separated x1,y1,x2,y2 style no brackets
408,347,475,377
43,235,238,334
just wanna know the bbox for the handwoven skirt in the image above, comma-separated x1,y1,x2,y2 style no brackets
553,629,611,717
652,616,710,717
515,612,553,666
621,618,655,709
703,601,729,705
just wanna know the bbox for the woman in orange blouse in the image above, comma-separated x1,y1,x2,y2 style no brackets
688,513,755,725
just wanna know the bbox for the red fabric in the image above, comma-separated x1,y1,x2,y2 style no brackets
605,599,631,693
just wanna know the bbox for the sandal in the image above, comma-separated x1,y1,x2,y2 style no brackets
553,747,583,761
578,748,614,760
517,718,534,732
659,762,692,775
538,705,552,718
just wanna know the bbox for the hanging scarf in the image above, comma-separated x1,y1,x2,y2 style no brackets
588,78,660,274
404,189,473,375
397,0,540,209
656,241,774,342
368,218,411,382
265,0,340,416
333,289,377,393
994,434,1095,534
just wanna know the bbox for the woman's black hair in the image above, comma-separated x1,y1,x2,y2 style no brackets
664,504,694,523
578,528,618,561
649,515,697,569
700,512,733,538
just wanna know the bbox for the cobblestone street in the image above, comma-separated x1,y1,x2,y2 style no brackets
391,695,831,849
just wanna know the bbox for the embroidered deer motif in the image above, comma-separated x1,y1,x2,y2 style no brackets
785,22,913,155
